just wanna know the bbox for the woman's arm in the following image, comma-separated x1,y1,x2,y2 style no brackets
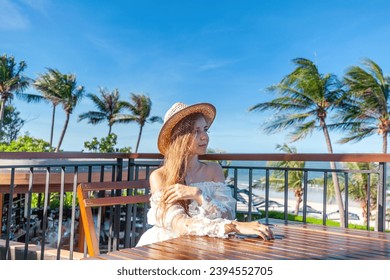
150,165,274,241
164,183,203,205
166,208,273,240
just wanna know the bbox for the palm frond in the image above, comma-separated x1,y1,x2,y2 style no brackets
337,128,376,144
112,113,138,124
289,120,316,142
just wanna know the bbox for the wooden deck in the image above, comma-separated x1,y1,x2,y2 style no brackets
84,219,390,260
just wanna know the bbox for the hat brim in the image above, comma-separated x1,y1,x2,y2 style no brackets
158,103,216,155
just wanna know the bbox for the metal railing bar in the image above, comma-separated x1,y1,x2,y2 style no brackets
367,174,371,230
377,162,387,231
131,196,138,248
5,168,15,260
135,166,139,180
248,169,253,221
233,168,238,214
100,165,104,182
124,198,132,248
68,166,78,260
128,158,135,181
283,169,288,221
265,169,270,223
23,167,34,259
322,171,328,226
40,167,50,259
107,196,114,252
111,164,115,182
56,166,66,259
344,172,349,228
302,171,308,223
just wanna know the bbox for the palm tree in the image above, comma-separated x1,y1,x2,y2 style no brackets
266,144,305,215
78,87,127,135
337,58,390,153
249,57,346,226
344,162,378,223
34,68,63,147
114,93,162,153
0,54,41,126
34,68,84,152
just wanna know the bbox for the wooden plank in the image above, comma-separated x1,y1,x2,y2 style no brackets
148,237,232,260
143,242,213,260
79,180,149,191
118,246,174,260
106,250,150,260
86,222,390,260
84,195,150,207
270,223,390,259
175,236,288,260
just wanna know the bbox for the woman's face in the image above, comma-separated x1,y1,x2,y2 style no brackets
189,116,209,155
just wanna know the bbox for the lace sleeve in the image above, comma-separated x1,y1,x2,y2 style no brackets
198,182,236,220
152,193,232,238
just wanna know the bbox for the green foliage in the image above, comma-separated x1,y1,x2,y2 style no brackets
249,58,344,142
339,58,390,152
0,104,25,143
84,133,131,153
34,68,85,152
31,192,76,209
114,93,162,152
0,135,54,152
236,210,377,231
78,87,126,135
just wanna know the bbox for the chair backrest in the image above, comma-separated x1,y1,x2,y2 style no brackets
77,180,150,257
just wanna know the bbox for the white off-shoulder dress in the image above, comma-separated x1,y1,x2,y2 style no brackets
136,181,236,247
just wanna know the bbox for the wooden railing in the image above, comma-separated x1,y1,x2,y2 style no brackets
0,152,389,260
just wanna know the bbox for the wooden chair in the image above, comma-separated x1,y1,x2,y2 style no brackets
77,180,150,257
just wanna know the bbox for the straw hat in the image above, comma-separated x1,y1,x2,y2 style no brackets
158,102,216,155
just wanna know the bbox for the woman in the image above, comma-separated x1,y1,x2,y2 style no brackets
136,102,274,246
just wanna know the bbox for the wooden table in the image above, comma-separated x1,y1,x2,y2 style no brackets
85,220,390,260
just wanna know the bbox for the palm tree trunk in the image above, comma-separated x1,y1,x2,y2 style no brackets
321,119,345,227
382,132,388,153
135,125,144,153
50,104,56,147
108,124,112,136
55,112,70,152
294,188,303,215
0,99,6,127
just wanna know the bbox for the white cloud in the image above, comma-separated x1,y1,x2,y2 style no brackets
21,0,50,17
0,0,30,30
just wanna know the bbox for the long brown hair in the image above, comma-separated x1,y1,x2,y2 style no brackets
157,113,204,223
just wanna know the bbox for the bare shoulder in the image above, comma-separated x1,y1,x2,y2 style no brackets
203,161,223,172
149,167,165,193
203,161,224,182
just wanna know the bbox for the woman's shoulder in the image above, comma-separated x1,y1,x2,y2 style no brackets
202,161,224,182
149,167,165,193
203,161,222,171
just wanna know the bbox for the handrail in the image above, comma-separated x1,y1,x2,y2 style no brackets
1,152,390,162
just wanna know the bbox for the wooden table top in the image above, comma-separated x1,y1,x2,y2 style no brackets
85,220,390,260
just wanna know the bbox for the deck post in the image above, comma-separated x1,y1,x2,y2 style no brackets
376,162,387,232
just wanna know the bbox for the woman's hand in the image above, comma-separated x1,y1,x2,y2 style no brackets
232,221,274,241
164,183,203,205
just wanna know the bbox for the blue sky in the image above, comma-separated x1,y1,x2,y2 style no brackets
1,0,389,153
